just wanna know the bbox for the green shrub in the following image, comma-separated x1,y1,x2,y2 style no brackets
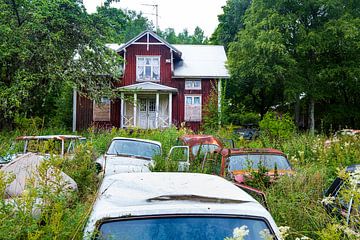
259,112,296,145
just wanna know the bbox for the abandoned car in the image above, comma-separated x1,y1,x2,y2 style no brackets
214,148,294,184
14,135,85,158
323,164,360,225
84,172,281,239
96,137,161,176
178,134,224,160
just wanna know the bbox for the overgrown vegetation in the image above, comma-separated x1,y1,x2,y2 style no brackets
0,126,359,239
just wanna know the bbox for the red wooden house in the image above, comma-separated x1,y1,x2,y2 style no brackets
73,30,229,131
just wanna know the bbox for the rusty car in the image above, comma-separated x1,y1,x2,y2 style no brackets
213,148,294,184
14,135,86,158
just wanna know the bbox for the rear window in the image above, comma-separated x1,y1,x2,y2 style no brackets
97,215,275,240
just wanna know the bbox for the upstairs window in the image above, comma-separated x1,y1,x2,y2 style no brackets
137,56,160,81
185,80,201,90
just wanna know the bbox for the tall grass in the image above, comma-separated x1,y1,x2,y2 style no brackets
0,128,359,239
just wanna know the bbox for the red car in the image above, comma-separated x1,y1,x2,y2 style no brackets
178,135,224,161
215,148,294,184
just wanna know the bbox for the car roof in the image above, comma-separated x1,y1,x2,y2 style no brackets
227,148,285,156
85,173,280,237
179,134,222,147
16,135,84,141
111,137,161,146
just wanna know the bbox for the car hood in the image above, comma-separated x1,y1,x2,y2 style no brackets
103,155,153,176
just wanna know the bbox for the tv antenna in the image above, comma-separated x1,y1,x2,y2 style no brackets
141,3,159,30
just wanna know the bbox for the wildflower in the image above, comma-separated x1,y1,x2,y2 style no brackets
295,237,310,240
349,168,360,188
342,226,360,238
278,226,290,239
259,228,273,240
233,225,249,239
321,196,335,205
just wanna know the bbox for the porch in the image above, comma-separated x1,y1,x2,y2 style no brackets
119,82,177,129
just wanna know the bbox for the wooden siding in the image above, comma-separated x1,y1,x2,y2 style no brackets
75,35,220,131
76,95,93,130
120,44,172,86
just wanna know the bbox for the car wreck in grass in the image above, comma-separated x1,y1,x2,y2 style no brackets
84,172,280,239
215,148,294,184
323,164,360,226
0,135,83,199
96,137,162,176
9,135,86,160
1,153,78,199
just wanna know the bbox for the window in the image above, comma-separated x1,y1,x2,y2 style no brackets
93,97,111,121
184,95,201,122
136,56,160,81
185,80,201,90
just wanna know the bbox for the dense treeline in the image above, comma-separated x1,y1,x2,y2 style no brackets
212,0,360,132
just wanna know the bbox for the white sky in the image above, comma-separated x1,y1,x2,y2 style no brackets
83,0,227,37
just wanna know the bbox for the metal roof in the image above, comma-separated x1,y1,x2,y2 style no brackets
85,172,279,236
118,82,178,92
173,44,230,79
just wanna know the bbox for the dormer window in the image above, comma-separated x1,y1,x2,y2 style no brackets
136,56,160,81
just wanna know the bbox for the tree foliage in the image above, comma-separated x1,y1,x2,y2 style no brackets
0,0,124,128
226,0,360,130
210,0,251,49
159,26,208,44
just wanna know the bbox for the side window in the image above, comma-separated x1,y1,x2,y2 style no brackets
184,95,202,122
185,80,201,90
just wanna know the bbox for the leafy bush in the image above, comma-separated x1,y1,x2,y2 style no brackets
259,112,296,145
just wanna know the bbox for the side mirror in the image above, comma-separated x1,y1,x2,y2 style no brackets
167,146,190,172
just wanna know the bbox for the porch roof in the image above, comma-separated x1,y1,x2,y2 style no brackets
119,82,178,93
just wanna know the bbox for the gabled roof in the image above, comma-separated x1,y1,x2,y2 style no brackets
116,30,182,57
173,44,230,79
119,82,178,92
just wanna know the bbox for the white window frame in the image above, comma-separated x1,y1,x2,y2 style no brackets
185,79,201,90
184,95,202,122
136,56,161,82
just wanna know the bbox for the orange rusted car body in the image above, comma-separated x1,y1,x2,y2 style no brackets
178,135,223,160
215,148,294,183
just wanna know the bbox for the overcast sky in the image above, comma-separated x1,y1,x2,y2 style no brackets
83,0,227,37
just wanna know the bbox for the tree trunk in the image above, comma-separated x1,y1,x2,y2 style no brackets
308,98,315,134
295,95,300,128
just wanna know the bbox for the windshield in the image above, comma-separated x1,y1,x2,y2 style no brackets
192,144,219,156
106,139,161,159
228,154,291,171
97,216,274,240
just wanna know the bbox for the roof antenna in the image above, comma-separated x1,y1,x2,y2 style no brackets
141,3,159,31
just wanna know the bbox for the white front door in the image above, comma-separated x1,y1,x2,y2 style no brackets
138,98,156,129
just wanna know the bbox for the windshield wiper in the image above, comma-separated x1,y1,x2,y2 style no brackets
147,195,249,204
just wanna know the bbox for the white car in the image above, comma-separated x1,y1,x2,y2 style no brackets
96,137,162,176
84,172,281,239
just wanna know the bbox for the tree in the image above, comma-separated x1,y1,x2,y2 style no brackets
226,0,360,131
0,0,121,128
227,0,295,119
158,27,208,44
210,0,251,49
